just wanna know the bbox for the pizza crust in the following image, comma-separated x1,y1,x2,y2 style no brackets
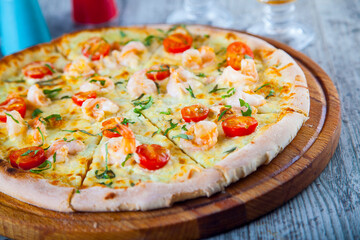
215,112,308,184
71,168,224,211
0,159,74,212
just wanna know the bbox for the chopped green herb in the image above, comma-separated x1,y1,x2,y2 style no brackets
99,181,113,188
155,81,160,94
3,79,25,83
76,189,80,194
255,83,270,92
160,108,172,115
115,81,123,85
44,114,62,122
143,35,164,46
217,59,227,68
89,79,106,86
266,89,275,99
130,182,136,187
185,85,196,98
152,128,162,137
60,95,71,99
204,34,210,38
53,152,57,163
44,64,56,73
36,127,45,146
181,124,188,131
244,54,253,59
218,105,232,121
43,88,62,99
196,73,206,78
209,84,227,93
172,134,193,140
32,109,43,118
239,99,252,116
224,147,237,154
61,129,98,136
221,88,236,99
95,143,116,179
62,137,75,143
216,47,226,55
164,119,178,135
132,93,145,103
5,113,19,123
121,153,133,167
120,30,127,38
30,160,52,173
121,118,135,125
21,150,33,156
36,76,62,86
133,96,153,116
96,104,100,109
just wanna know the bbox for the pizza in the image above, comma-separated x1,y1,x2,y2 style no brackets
0,25,309,212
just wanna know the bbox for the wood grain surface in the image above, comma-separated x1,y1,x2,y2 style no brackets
1,0,359,239
0,27,341,239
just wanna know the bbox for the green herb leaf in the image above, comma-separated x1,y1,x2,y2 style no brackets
99,181,113,188
266,89,275,99
217,59,227,68
133,96,153,116
44,114,62,122
216,47,226,55
53,152,57,163
221,88,236,99
32,109,43,118
224,147,237,154
21,150,33,156
164,119,178,136
3,79,25,83
120,30,127,38
121,153,133,167
89,79,105,86
152,128,162,137
239,99,252,116
115,81,123,85
121,118,135,125
5,113,19,123
196,73,206,78
155,82,160,94
218,105,232,121
44,64,56,73
244,54,253,59
132,94,145,104
36,127,45,147
76,189,80,194
43,88,62,99
185,85,196,98
60,95,71,99
160,108,172,115
254,83,270,92
95,143,116,179
181,124,188,131
172,134,193,140
36,76,62,86
30,160,52,173
209,84,227,94
61,129,98,136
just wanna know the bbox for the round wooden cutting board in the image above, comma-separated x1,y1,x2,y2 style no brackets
0,28,341,240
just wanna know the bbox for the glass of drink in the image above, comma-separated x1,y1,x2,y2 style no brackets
247,0,314,50
166,0,234,28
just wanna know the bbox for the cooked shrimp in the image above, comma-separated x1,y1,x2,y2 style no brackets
216,66,257,88
113,41,147,68
182,46,216,69
28,117,47,145
179,121,218,151
81,97,119,121
241,59,258,80
126,69,157,98
102,124,137,166
27,85,51,107
166,67,203,98
64,56,95,77
226,86,265,108
6,110,27,138
46,139,85,163
80,76,115,93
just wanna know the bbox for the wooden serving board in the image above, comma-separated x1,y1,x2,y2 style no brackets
0,31,341,240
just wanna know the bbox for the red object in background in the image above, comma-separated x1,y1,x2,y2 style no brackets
72,0,118,24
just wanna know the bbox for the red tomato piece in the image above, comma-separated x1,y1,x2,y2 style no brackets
136,144,170,170
222,116,258,137
82,37,111,61
72,91,97,106
9,146,46,170
146,64,171,81
101,117,126,138
163,33,193,54
0,96,26,122
22,61,54,79
181,104,209,123
226,42,254,70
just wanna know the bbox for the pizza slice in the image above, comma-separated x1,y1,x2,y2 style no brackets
72,110,224,211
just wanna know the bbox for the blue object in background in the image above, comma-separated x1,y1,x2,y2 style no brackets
0,0,51,56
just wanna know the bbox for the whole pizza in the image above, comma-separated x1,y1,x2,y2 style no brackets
0,25,309,212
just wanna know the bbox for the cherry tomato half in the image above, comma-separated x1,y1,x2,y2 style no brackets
222,116,258,137
22,61,54,79
72,91,97,106
146,64,170,81
163,33,193,54
0,96,26,122
226,42,254,70
101,117,126,138
136,144,170,170
9,146,46,170
82,37,111,61
181,104,209,123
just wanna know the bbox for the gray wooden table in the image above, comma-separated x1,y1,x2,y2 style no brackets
1,0,359,239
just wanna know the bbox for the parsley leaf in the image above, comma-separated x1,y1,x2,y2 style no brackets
221,88,236,99
239,99,252,116
172,134,193,140
164,119,178,136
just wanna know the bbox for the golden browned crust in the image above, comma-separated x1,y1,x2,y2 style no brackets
0,159,74,212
